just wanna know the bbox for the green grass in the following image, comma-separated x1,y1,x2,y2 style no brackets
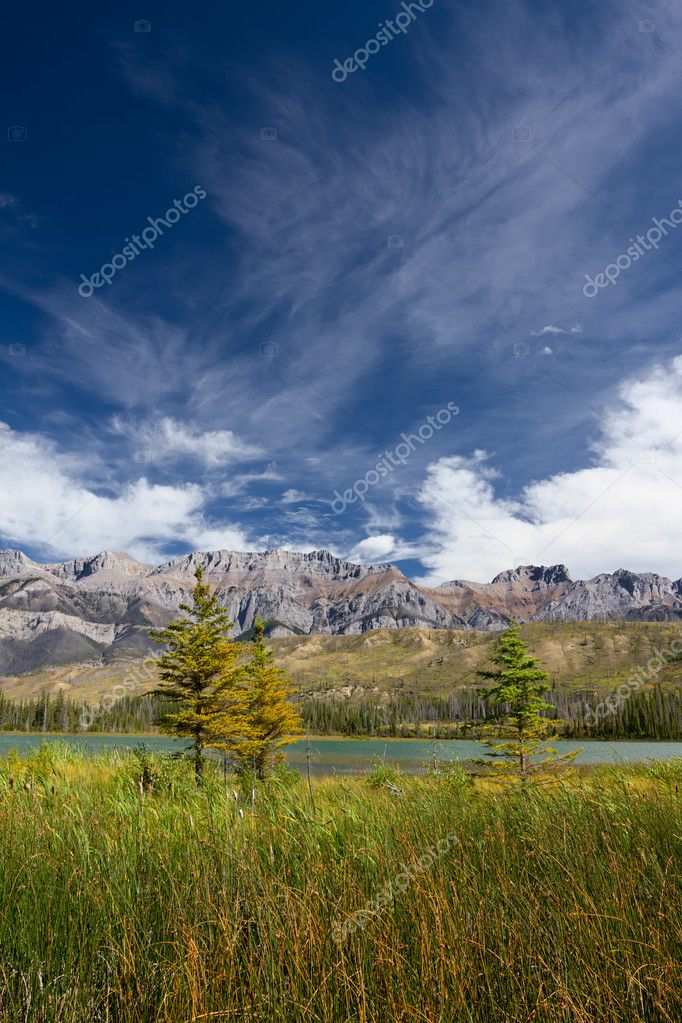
0,745,680,1021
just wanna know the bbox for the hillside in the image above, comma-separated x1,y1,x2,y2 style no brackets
274,620,682,698
3,621,682,706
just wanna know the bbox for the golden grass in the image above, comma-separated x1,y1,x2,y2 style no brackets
0,746,679,1021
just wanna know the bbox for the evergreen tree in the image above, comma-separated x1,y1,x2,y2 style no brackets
209,618,303,778
476,622,579,778
150,566,240,779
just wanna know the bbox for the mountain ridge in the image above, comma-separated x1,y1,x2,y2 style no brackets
1,547,682,676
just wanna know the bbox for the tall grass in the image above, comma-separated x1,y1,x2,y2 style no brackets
0,745,680,1022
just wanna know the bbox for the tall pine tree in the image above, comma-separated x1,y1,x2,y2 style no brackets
151,565,240,780
476,622,579,778
208,618,303,778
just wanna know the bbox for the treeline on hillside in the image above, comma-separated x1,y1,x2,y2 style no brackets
301,690,487,736
2,684,681,740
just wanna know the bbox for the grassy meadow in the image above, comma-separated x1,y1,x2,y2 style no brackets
0,744,680,1022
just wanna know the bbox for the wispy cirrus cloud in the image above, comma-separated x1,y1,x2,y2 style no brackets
113,415,263,467
531,325,583,336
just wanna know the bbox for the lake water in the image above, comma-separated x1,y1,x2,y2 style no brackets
0,733,681,774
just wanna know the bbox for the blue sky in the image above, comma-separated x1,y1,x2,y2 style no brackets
2,0,682,582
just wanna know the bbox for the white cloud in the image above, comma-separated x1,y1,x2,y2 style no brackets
541,346,553,355
240,496,269,511
221,465,283,497
116,416,262,467
531,325,582,336
282,507,319,528
281,488,308,504
0,422,251,562
416,356,682,584
353,535,397,562
0,194,16,209
362,503,403,532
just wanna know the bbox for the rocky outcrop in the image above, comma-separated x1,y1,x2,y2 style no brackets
0,609,117,675
537,570,682,622
425,563,574,625
47,550,147,582
0,550,43,580
0,547,681,675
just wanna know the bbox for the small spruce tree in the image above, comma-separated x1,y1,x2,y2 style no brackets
151,565,239,780
476,622,579,779
209,618,303,778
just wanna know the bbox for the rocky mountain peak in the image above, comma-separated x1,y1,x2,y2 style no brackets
150,547,394,584
47,550,147,582
0,549,41,579
491,564,572,587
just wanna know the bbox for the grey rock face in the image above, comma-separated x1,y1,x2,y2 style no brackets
491,564,572,587
425,563,575,623
0,549,43,579
0,548,681,675
0,548,467,673
537,569,682,622
47,550,147,582
465,605,512,631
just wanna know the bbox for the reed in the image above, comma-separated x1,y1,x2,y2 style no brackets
0,744,680,1022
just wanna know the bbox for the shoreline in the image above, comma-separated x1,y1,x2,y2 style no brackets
0,730,680,745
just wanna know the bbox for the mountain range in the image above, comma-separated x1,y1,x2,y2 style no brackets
1,547,682,676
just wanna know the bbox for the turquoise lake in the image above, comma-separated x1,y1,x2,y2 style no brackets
0,733,680,773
